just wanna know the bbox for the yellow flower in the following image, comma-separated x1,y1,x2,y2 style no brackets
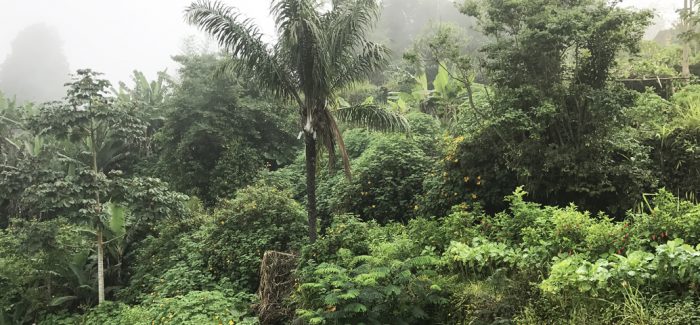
476,181,481,186
463,176,470,183
220,220,224,225
371,205,376,208
471,194,478,199
229,320,235,325
414,205,419,211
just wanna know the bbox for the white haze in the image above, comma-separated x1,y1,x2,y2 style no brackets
0,0,686,86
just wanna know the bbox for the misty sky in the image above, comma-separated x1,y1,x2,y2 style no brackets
0,0,684,86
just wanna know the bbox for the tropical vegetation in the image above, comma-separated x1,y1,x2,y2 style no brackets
2,0,700,324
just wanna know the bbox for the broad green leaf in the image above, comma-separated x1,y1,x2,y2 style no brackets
106,202,127,238
433,64,450,95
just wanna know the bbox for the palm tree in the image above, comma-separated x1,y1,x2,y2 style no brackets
186,0,407,242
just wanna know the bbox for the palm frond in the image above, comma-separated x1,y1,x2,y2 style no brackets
316,108,352,178
330,40,388,91
272,0,330,102
185,0,302,105
326,0,387,91
333,104,410,133
327,110,351,178
326,0,382,61
272,0,324,37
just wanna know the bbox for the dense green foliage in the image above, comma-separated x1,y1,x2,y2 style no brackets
3,0,700,323
292,189,700,324
206,185,307,291
150,53,298,204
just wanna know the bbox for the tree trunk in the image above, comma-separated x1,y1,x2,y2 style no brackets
97,228,105,304
90,123,105,304
682,0,693,81
305,133,318,243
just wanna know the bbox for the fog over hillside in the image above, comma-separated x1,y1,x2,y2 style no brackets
0,0,686,96
0,23,70,103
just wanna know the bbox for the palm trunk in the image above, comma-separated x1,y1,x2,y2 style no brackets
682,0,692,82
97,229,105,304
305,133,318,243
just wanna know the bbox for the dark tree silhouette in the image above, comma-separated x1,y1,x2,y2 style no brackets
0,23,71,103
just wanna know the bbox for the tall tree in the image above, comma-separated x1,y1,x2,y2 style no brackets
32,70,145,304
152,53,299,205
0,24,70,103
185,0,408,241
681,0,694,79
441,0,656,215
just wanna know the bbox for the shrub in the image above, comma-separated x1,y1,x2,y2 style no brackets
206,184,307,291
293,249,447,324
645,296,700,325
629,189,700,248
0,218,86,323
118,213,218,303
302,214,376,263
517,199,627,262
540,239,700,298
447,277,532,325
404,112,441,155
416,134,491,217
444,238,521,278
41,291,258,325
141,291,258,325
328,134,431,223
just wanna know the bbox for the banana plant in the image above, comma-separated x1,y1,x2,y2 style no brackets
112,70,172,156
387,63,465,122
112,70,172,109
48,250,97,309
48,201,128,309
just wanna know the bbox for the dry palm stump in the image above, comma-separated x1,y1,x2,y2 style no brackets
256,251,298,324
